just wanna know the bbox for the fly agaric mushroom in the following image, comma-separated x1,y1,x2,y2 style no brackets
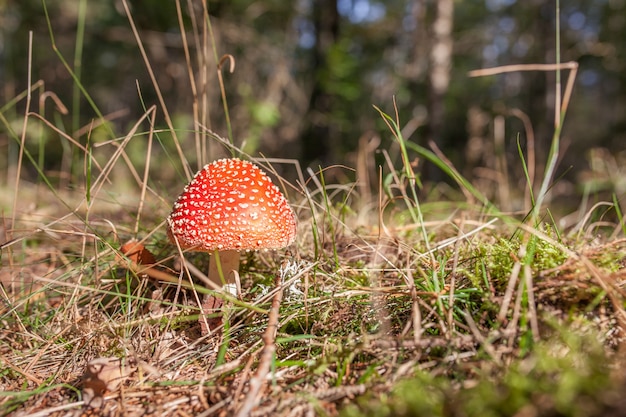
166,158,297,290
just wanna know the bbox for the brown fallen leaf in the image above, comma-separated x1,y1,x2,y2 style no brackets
82,357,136,408
199,295,224,336
120,239,157,265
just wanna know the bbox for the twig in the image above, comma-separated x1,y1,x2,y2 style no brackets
0,353,43,385
235,263,287,416
467,62,578,78
19,401,85,417
523,263,540,341
498,261,521,324
230,354,257,413
463,311,501,365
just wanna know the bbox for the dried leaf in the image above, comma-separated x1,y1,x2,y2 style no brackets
200,295,224,336
82,357,136,407
120,239,157,265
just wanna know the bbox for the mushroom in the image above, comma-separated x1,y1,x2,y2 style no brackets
166,158,297,291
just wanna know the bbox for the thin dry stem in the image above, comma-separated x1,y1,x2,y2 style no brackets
498,261,522,324
235,265,284,416
11,32,34,241
507,108,535,211
121,0,191,181
175,0,202,170
134,107,156,235
87,106,157,204
467,62,578,78
523,263,540,341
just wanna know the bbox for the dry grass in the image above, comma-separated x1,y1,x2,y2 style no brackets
2,171,626,416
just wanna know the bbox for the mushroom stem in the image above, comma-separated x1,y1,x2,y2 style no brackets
208,250,240,288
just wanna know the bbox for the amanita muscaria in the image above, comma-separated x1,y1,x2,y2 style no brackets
166,158,297,290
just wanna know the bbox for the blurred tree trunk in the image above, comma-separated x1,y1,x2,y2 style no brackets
301,0,339,166
426,0,454,182
533,2,554,177
428,0,454,139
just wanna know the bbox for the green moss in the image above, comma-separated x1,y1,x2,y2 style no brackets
341,325,619,417
464,230,568,293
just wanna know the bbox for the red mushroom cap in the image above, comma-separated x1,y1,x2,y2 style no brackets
167,158,297,252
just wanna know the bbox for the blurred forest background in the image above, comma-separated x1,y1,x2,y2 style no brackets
1,0,625,209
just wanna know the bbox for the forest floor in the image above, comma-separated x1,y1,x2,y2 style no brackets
2,176,626,416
